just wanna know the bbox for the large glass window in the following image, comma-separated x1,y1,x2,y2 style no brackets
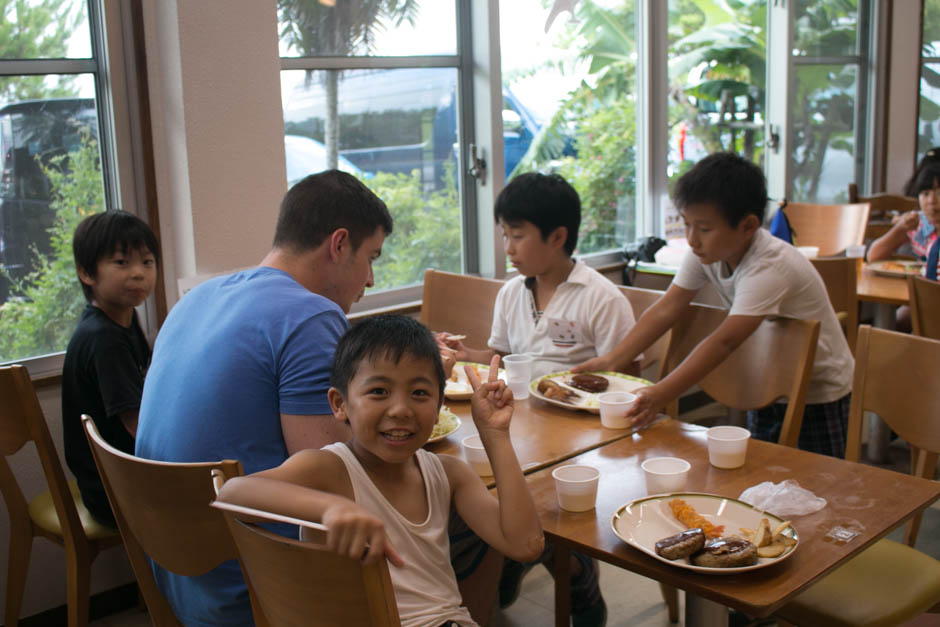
0,1,109,364
789,0,868,203
667,0,767,177
278,2,463,291
919,0,940,161
498,0,638,256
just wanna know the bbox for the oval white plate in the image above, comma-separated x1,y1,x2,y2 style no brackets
529,371,651,414
427,408,461,443
445,362,505,401
611,492,799,574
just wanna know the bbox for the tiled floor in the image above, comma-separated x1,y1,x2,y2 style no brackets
93,435,940,627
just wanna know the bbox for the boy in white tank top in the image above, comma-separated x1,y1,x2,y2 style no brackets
217,315,544,627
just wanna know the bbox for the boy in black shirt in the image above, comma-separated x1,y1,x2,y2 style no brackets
62,210,159,527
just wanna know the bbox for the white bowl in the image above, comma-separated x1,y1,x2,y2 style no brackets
796,246,819,258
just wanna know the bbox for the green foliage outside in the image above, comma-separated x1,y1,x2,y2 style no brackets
0,0,82,103
0,134,102,362
368,161,461,289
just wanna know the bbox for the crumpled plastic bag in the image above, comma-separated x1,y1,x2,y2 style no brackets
738,479,826,516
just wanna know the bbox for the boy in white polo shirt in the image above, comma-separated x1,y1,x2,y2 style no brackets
445,172,637,627
576,152,854,458
450,172,638,378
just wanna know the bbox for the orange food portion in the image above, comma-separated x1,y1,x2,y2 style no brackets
668,498,725,539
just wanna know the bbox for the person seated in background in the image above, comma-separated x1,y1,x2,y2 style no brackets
217,315,543,627
443,172,634,625
62,210,159,528
445,171,638,378
575,152,855,459
868,149,940,281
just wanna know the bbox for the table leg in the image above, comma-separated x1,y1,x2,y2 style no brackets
553,543,571,627
685,593,729,627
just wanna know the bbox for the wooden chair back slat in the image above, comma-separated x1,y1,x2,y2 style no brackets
810,257,859,353
420,269,504,350
783,202,871,256
847,184,919,242
908,275,940,340
844,326,940,545
82,415,255,626
617,286,670,374
658,304,819,448
0,366,121,627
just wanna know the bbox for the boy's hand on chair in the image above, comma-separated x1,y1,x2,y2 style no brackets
466,354,514,434
322,500,405,568
625,385,664,429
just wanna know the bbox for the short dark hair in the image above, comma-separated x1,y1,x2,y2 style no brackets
494,172,581,255
330,315,445,403
273,170,393,253
904,160,940,197
673,152,768,226
73,210,160,302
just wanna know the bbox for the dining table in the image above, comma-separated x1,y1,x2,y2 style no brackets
427,390,657,485
519,419,940,627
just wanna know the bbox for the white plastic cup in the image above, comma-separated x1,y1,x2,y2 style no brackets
641,457,691,494
796,246,820,258
597,392,637,429
502,354,533,400
845,244,866,259
706,426,751,469
462,435,492,477
552,464,600,512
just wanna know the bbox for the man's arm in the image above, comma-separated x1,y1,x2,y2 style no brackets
118,410,138,437
281,413,351,454
625,314,765,426
574,284,696,373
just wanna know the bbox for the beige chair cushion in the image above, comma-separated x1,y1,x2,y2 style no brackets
28,478,119,540
780,538,940,627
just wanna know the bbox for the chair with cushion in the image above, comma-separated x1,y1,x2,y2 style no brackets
783,201,871,256
81,414,266,627
908,274,940,340
210,471,401,627
775,326,940,627
0,365,121,627
420,268,504,349
810,257,859,353
847,184,919,242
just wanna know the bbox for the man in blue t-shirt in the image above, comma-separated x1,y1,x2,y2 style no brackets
136,170,393,627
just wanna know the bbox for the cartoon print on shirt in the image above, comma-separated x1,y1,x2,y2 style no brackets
547,318,582,348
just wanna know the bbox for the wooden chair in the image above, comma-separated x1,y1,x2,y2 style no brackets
847,184,919,242
420,268,504,349
908,274,940,340
80,415,267,627
617,285,670,377
210,472,401,627
810,257,859,353
0,365,122,627
657,303,820,448
783,201,871,256
776,326,940,627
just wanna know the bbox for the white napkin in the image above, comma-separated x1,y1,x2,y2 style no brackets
739,479,827,516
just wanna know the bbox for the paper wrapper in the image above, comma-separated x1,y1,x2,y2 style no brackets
739,479,826,516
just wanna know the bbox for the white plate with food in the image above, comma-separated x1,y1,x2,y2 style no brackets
611,493,798,574
445,362,505,401
427,406,462,443
529,371,651,414
868,259,926,278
